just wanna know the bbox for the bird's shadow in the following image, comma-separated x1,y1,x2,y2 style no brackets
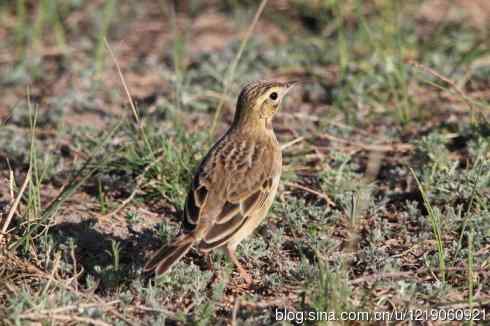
49,218,163,293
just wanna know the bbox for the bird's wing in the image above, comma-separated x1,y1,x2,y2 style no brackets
182,134,278,249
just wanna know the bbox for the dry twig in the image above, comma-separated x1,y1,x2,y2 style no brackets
0,168,31,243
285,181,336,207
317,132,414,152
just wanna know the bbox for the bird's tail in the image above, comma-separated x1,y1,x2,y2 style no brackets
144,235,194,275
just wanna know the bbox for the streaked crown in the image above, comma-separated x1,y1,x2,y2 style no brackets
233,79,297,126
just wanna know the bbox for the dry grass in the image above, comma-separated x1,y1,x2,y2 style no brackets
1,0,489,324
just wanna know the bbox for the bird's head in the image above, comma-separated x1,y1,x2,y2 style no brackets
233,79,297,130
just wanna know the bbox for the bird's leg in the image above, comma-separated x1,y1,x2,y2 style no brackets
226,245,252,286
203,252,214,271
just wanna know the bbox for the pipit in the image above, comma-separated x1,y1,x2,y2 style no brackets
144,79,297,284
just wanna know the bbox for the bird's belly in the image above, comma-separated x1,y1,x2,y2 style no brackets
226,173,280,249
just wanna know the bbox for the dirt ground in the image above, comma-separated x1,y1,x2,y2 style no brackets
1,1,489,325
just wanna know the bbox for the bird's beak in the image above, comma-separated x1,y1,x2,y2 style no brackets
283,80,299,94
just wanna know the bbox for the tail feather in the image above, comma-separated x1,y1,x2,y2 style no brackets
144,237,194,275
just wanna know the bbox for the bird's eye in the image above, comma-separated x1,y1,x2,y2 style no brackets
269,92,278,100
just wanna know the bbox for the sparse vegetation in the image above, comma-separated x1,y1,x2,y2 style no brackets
0,0,489,325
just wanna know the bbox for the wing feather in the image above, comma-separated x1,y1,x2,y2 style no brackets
182,132,279,247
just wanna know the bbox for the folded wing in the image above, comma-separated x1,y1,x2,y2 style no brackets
182,135,275,250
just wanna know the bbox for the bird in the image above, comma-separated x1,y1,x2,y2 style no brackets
144,79,297,285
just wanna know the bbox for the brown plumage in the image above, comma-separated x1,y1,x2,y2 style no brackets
144,79,297,284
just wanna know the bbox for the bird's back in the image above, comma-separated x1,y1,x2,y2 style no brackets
182,128,281,247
